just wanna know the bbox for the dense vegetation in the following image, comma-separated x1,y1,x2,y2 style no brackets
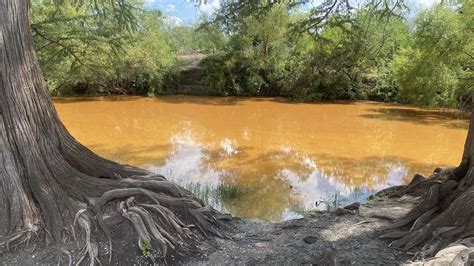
32,1,472,109
32,2,170,95
199,1,472,108
31,1,224,96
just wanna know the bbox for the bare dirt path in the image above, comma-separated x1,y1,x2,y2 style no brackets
186,197,418,265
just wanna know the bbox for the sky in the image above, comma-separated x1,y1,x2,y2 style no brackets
144,0,441,26
144,0,220,25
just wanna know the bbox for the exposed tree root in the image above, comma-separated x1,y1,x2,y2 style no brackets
60,248,73,266
0,169,224,265
383,184,440,230
0,1,227,262
379,160,474,263
62,175,224,265
0,230,35,252
0,131,224,265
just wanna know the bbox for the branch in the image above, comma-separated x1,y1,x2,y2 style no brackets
464,52,474,60
298,0,340,34
31,26,88,68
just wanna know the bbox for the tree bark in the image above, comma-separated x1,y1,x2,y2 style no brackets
455,107,474,180
0,1,221,262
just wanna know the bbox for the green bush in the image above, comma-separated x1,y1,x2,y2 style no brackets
32,3,176,96
33,0,472,109
392,5,472,108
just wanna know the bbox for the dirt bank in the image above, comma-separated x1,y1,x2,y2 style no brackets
185,196,418,265
3,191,471,265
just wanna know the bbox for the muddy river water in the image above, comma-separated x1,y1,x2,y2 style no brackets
54,96,468,221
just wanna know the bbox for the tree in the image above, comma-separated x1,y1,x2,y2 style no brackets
392,4,472,108
200,0,412,100
32,2,176,96
0,1,221,263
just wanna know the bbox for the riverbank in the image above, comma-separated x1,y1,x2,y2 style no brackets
0,190,416,265
187,174,474,265
2,97,469,264
185,194,417,265
3,176,472,265
52,94,471,114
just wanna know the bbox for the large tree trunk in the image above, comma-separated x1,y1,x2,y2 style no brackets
455,108,474,180
379,110,474,261
0,1,221,263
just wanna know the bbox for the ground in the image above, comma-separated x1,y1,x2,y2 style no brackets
2,185,473,265
0,195,411,265
186,196,417,265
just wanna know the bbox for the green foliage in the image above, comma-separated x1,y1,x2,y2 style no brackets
164,18,227,54
115,10,176,96
193,23,228,53
32,0,472,109
200,52,264,96
198,3,411,101
180,181,247,209
392,4,473,108
140,240,152,258
31,1,176,96
196,1,471,108
217,183,246,200
368,61,400,102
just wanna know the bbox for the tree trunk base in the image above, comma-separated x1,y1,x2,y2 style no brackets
379,165,474,263
0,165,224,264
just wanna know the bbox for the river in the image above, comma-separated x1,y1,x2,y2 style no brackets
54,96,469,222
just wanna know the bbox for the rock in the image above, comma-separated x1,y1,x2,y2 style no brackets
433,167,443,174
424,244,474,265
343,202,361,210
215,213,233,221
369,185,406,200
312,247,337,266
254,242,267,248
409,173,425,185
335,208,352,216
303,236,318,244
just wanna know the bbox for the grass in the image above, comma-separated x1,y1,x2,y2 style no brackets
216,183,246,200
177,181,248,210
318,190,349,212
366,193,390,203
177,181,372,218
140,240,152,258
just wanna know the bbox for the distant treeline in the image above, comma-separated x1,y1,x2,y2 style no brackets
32,1,473,109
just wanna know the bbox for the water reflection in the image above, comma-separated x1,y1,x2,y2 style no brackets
143,127,415,221
54,96,469,222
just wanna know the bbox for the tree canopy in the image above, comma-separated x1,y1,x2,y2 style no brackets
31,0,472,109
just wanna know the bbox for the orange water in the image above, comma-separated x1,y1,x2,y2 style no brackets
54,96,469,221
